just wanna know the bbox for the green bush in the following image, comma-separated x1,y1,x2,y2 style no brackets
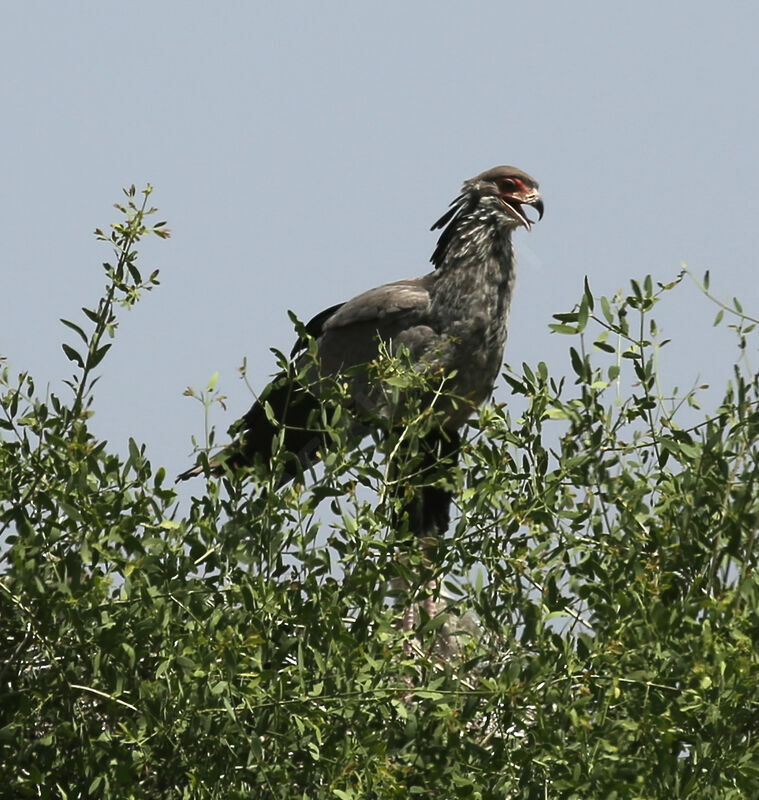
2,187,758,798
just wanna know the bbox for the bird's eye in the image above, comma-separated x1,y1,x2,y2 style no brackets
497,178,516,193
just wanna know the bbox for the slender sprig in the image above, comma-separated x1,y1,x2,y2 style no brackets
61,184,169,424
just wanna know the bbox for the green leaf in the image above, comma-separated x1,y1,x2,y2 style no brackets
549,323,579,335
569,347,585,379
61,342,84,367
583,276,595,311
60,318,88,343
600,295,614,324
81,306,100,323
577,297,589,332
128,437,142,467
86,343,112,369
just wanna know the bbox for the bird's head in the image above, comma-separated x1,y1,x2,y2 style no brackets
430,166,543,267
465,165,544,231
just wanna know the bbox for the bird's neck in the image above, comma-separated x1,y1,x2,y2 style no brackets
431,206,517,326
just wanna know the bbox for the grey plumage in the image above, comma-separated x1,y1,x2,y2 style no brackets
178,166,543,495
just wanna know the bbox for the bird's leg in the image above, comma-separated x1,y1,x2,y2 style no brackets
394,430,460,650
397,493,450,664
416,481,453,624
401,603,417,636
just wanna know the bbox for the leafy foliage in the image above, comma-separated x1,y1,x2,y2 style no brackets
2,190,758,798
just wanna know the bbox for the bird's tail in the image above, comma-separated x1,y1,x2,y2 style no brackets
176,369,326,484
176,464,204,482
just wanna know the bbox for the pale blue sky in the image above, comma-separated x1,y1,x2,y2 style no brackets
2,2,757,480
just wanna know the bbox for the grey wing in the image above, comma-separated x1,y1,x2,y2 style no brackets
316,273,441,374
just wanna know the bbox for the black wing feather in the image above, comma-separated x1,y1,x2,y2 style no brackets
290,301,346,357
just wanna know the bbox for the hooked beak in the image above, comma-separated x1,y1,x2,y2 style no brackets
503,194,544,231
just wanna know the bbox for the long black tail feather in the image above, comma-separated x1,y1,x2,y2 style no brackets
176,370,326,483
